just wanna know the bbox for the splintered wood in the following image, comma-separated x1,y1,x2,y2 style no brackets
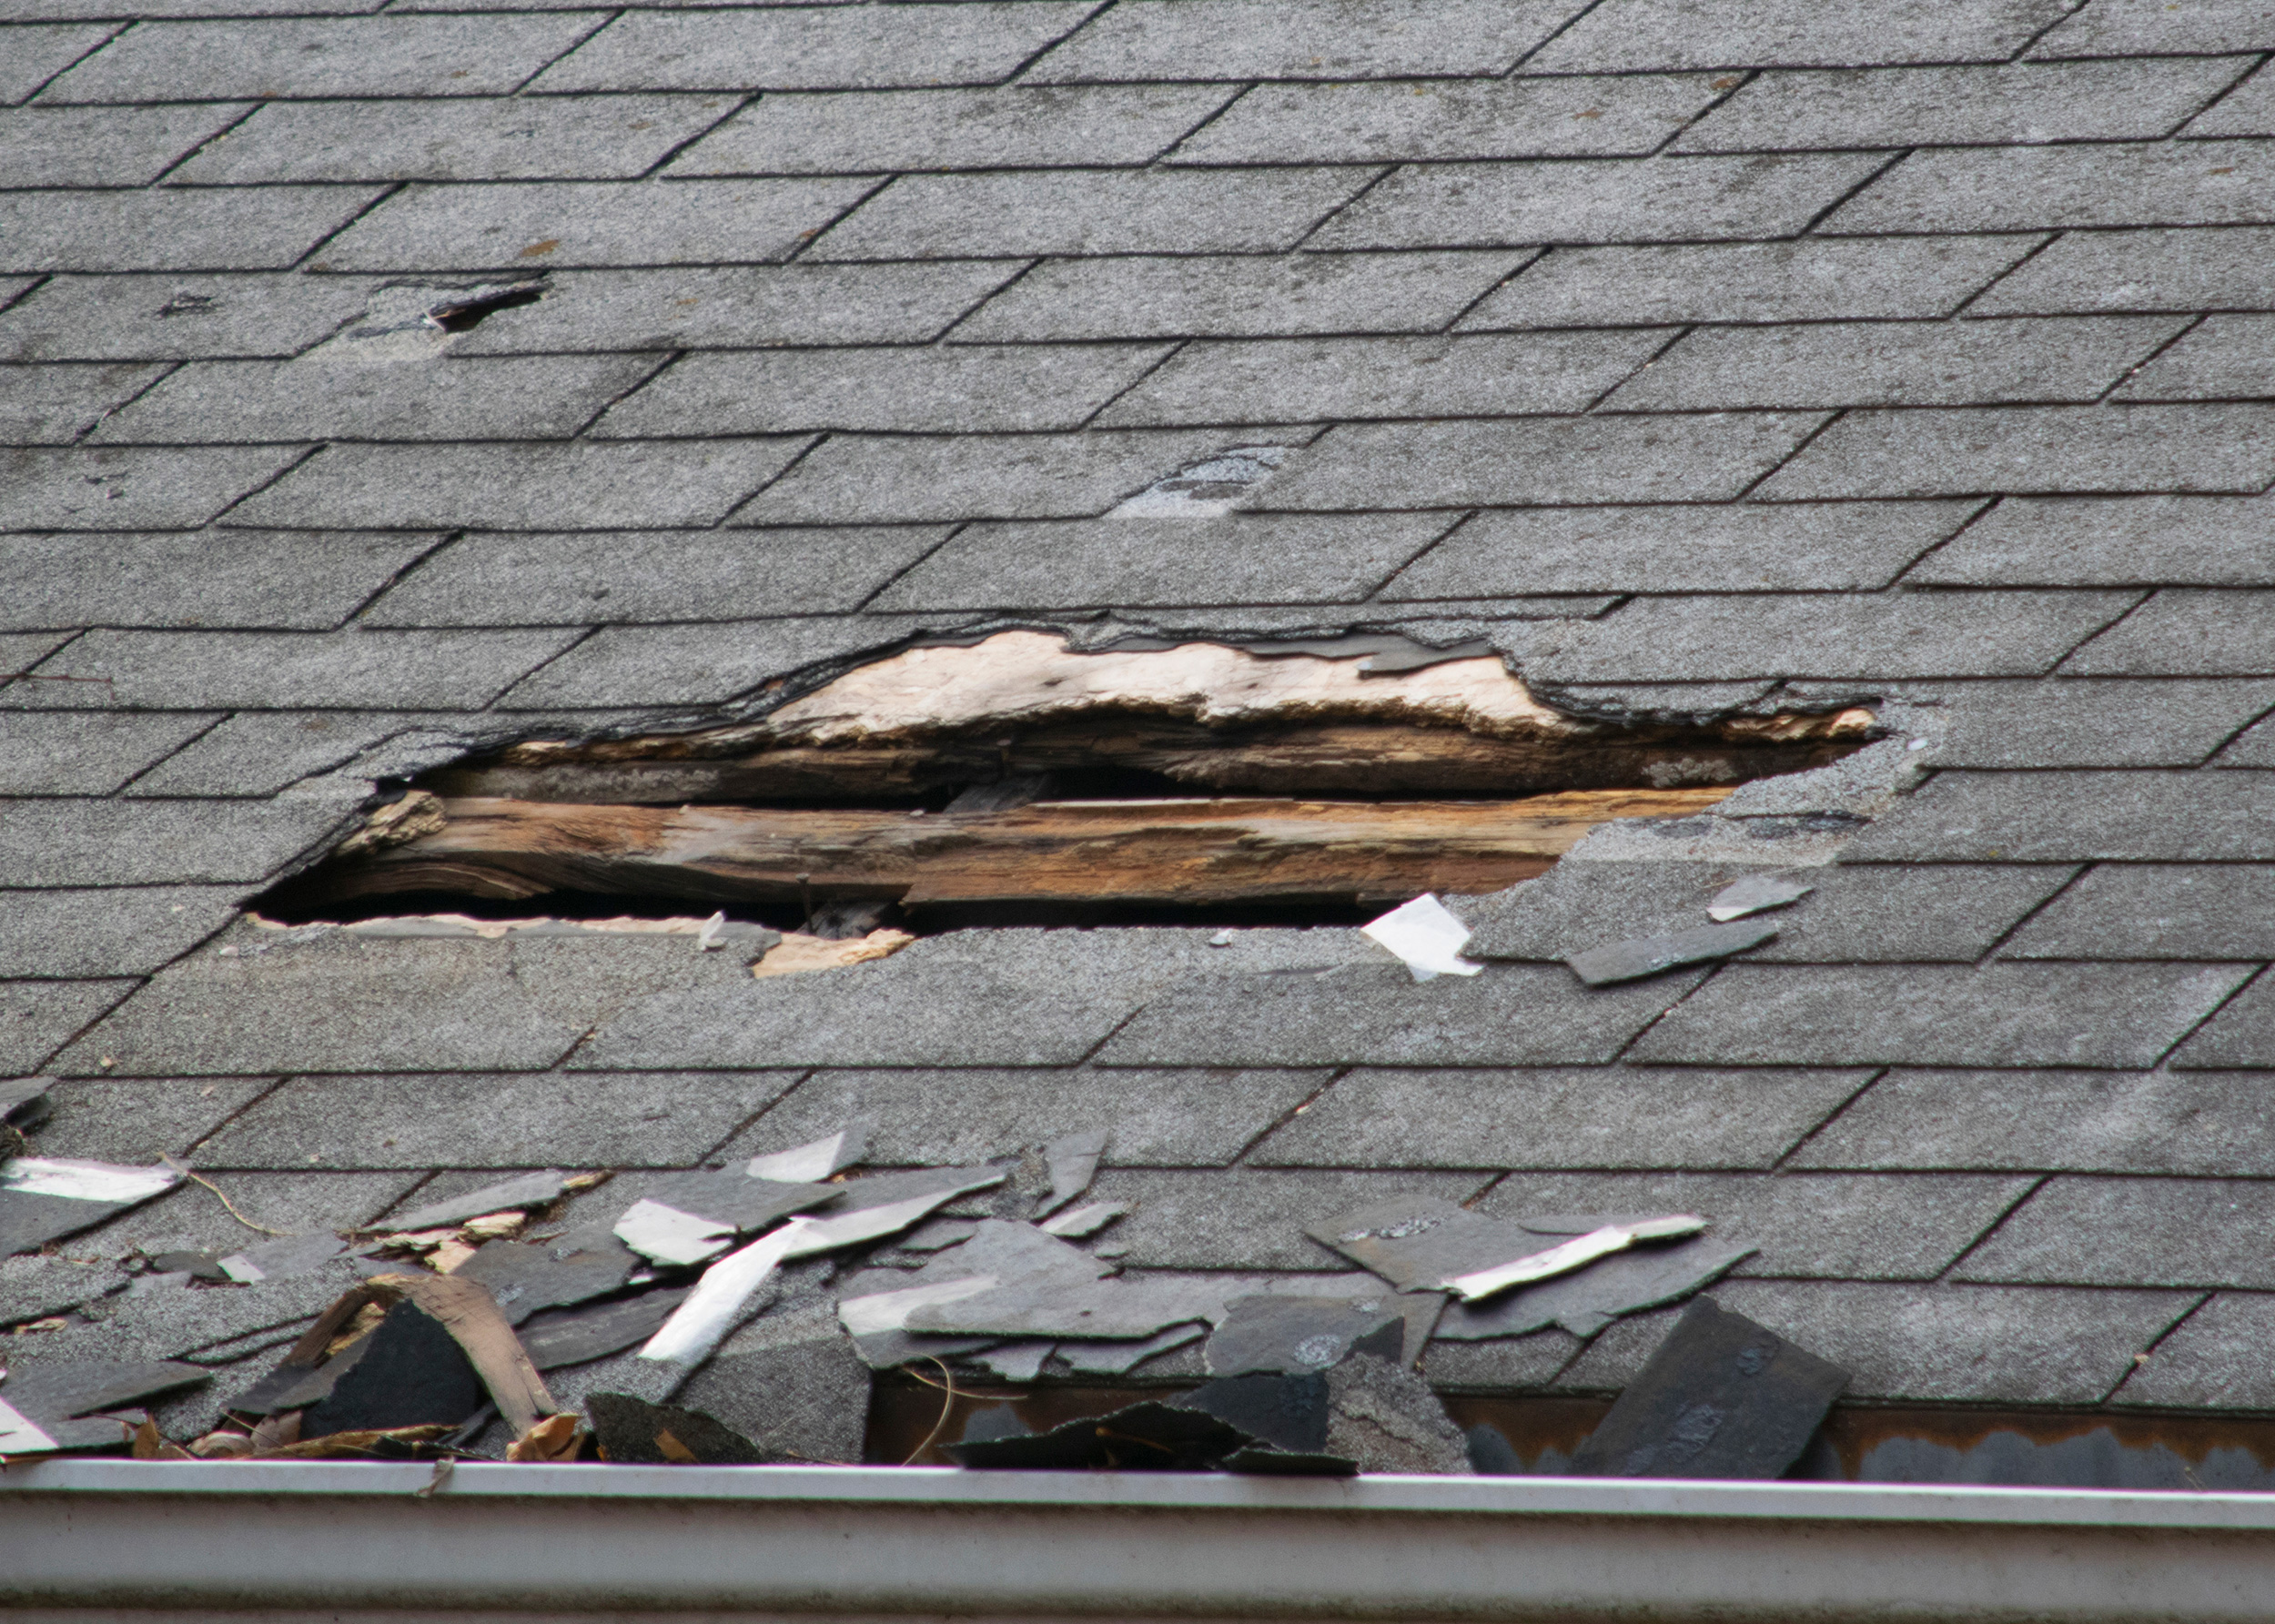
301,788,1737,913
446,633,1872,803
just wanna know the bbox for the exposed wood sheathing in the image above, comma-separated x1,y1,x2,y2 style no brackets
299,788,1739,913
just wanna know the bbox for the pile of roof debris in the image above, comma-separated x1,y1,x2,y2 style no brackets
1,1084,1849,1479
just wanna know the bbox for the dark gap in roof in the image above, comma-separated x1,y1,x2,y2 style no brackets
254,634,1877,937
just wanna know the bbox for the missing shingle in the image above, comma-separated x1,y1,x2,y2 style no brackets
258,632,1876,933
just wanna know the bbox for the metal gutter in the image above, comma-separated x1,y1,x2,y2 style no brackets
5,1461,2275,1620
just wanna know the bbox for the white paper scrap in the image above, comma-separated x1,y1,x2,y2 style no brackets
0,1397,57,1454
1361,893,1483,982
639,1218,811,1368
217,1254,266,1284
0,1157,179,1205
695,911,730,951
1440,1215,1708,1302
612,1198,736,1268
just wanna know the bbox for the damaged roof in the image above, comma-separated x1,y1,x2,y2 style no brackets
4,0,2275,1449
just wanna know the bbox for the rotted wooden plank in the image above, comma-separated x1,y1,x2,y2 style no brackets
298,788,1736,910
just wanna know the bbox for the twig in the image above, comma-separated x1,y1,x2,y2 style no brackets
901,1357,959,1466
161,1156,290,1236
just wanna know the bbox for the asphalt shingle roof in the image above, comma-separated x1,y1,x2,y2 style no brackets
3,0,2273,1428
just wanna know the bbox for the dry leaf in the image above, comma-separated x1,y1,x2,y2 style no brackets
506,1412,583,1463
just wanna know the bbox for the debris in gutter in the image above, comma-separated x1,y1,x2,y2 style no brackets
1361,893,1483,982
946,1400,1259,1471
1706,873,1815,923
1564,920,1780,987
587,1392,764,1465
1566,1296,1850,1480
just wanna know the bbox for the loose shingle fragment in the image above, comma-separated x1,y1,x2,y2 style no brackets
451,1236,640,1326
586,1392,763,1466
298,1299,484,1440
1434,1236,1757,1340
1306,1193,1705,1300
386,1172,574,1236
1567,1296,1849,1479
1567,921,1779,986
945,1400,1252,1471
515,1290,685,1374
1,1157,180,1258
0,1358,206,1424
1708,873,1814,922
1037,1128,1108,1217
1203,1296,1403,1377
745,1125,871,1185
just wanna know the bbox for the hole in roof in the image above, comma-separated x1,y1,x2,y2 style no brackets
255,631,1876,937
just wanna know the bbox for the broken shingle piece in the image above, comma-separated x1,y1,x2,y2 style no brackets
1203,1295,1403,1377
1706,873,1815,923
945,1400,1254,1471
385,1170,574,1234
0,1357,207,1423
1037,1126,1108,1217
517,1287,686,1372
972,1340,1056,1382
836,1219,1110,1368
1039,1199,1128,1238
586,1391,765,1465
612,1199,737,1267
1567,1296,1849,1480
905,1272,1224,1341
632,1170,844,1237
0,1157,182,1258
745,1122,872,1183
298,1299,486,1440
1056,1322,1206,1375
1322,1351,1473,1476
1433,1236,1757,1340
451,1235,641,1326
217,1231,346,1284
1174,1370,1332,1455
1308,1193,1705,1301
1565,920,1780,986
